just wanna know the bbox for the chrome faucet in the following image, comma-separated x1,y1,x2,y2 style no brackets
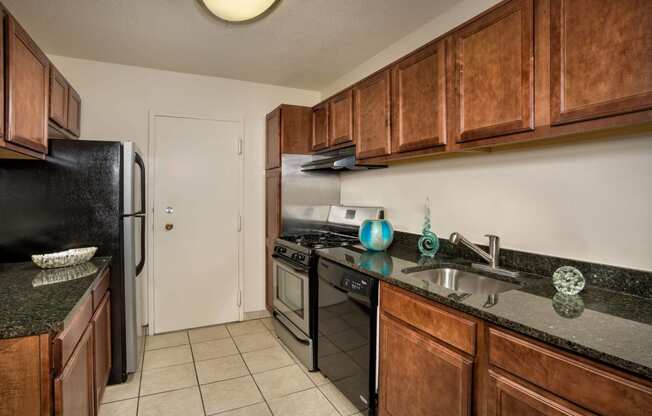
449,233,519,278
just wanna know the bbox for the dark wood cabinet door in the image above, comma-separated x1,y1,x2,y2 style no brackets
92,294,111,407
391,41,447,153
488,371,594,416
328,90,354,146
379,313,472,416
266,108,281,169
265,169,281,242
550,0,652,125
54,325,94,416
452,0,534,143
49,66,69,129
66,87,81,137
279,105,312,154
6,14,50,154
354,70,391,159
312,104,329,151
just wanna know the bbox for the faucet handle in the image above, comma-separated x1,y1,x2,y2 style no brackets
484,234,500,242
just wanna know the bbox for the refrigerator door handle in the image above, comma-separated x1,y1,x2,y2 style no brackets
134,152,147,216
136,215,146,276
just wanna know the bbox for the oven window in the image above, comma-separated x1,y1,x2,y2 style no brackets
277,267,305,319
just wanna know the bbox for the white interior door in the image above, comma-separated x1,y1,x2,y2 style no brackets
152,115,242,333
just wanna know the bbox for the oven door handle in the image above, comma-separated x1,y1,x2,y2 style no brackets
274,311,310,345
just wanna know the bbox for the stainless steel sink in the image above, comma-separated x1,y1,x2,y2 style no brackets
404,267,520,295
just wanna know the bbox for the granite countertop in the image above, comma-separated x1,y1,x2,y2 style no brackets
317,244,652,381
0,257,111,339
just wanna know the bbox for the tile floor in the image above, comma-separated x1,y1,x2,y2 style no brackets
99,318,365,416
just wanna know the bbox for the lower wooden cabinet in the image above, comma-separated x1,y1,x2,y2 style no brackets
487,371,593,416
379,313,472,416
92,294,111,407
378,283,652,416
54,325,94,416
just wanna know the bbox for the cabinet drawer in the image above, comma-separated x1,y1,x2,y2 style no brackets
489,327,652,416
53,293,93,374
380,283,476,355
91,269,110,310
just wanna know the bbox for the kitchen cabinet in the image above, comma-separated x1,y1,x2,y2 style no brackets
549,0,652,126
487,371,593,416
54,325,94,416
379,313,472,416
66,86,82,137
451,0,534,143
4,13,50,155
353,70,391,159
265,104,312,169
328,89,354,146
312,103,329,151
391,40,447,154
49,65,69,129
378,282,652,416
92,294,111,407
0,269,111,416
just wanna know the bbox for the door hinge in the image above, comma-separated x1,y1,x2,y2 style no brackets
237,290,242,307
236,138,243,155
237,213,242,232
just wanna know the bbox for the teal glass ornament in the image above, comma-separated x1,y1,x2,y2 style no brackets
418,197,439,257
358,218,394,252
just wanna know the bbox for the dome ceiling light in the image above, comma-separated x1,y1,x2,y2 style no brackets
200,0,280,23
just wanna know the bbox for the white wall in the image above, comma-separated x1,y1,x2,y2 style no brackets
326,0,652,272
50,55,320,318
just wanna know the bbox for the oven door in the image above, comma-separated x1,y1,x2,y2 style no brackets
272,258,311,335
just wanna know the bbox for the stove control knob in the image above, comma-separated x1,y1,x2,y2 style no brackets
291,253,298,259
278,247,287,254
297,254,305,261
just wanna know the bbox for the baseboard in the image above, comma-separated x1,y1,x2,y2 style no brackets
244,309,271,320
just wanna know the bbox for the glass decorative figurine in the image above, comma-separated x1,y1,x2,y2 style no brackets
552,266,586,295
359,214,394,252
418,197,439,257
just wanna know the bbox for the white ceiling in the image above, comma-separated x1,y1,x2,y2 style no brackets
3,0,460,90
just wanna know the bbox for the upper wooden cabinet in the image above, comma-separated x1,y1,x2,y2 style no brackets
5,14,50,155
66,86,81,137
391,41,447,153
452,0,534,143
550,0,652,125
49,66,69,129
353,70,391,160
265,104,312,169
328,89,354,146
312,103,329,151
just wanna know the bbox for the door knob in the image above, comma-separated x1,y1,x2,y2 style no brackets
165,207,174,214
165,223,174,231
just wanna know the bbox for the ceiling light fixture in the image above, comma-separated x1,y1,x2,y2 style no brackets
200,0,280,23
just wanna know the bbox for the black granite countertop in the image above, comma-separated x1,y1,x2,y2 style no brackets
0,257,111,339
317,244,652,381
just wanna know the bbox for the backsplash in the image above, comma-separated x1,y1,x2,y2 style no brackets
392,231,652,299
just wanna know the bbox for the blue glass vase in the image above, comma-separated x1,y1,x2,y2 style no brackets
358,219,394,252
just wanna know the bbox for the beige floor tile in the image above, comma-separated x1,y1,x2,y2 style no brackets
145,331,188,351
233,331,279,353
303,368,330,386
213,402,271,416
143,345,193,370
260,318,274,331
227,320,268,337
188,324,230,344
99,398,138,416
241,345,294,374
252,365,314,400
319,383,360,416
140,363,197,396
196,354,249,385
267,388,339,416
201,375,263,415
138,386,204,416
192,338,239,361
102,372,141,403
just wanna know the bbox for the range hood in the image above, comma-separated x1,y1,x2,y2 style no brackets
300,146,386,172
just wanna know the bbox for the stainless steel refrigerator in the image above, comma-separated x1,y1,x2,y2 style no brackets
0,139,146,383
